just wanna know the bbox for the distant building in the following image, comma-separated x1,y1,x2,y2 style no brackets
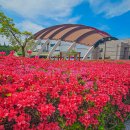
33,24,130,60
94,39,130,60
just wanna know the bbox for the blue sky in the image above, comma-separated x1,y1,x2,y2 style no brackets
0,0,130,41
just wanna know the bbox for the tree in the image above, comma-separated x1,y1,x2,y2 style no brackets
0,43,19,55
0,11,35,56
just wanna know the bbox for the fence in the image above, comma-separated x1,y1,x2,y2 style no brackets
50,52,81,61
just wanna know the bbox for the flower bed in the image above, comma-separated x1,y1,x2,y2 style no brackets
0,55,130,130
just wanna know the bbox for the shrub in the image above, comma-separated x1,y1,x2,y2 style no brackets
0,55,130,130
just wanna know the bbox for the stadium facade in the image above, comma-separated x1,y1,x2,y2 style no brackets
33,24,130,60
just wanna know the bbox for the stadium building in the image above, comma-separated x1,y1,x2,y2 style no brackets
33,24,130,60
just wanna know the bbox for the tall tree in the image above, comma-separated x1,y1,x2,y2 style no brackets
0,11,35,56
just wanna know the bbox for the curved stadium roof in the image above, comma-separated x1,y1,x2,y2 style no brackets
34,24,116,46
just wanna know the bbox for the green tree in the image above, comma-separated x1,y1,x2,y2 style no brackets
0,11,35,56
0,44,19,55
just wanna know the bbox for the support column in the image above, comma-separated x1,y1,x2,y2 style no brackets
103,42,106,59
116,44,119,60
79,52,81,61
67,42,76,52
37,39,50,56
82,46,94,60
47,40,61,59
31,39,41,51
65,42,76,60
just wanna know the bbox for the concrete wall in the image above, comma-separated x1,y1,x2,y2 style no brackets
92,39,130,60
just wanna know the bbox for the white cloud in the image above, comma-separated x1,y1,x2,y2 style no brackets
0,0,83,19
97,25,110,31
54,16,81,24
16,21,44,33
105,0,130,18
66,16,81,23
87,0,130,18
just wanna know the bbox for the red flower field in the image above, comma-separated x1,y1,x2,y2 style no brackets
0,54,130,130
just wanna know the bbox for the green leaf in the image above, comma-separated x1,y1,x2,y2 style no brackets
0,10,35,56
66,122,85,130
98,125,105,130
57,117,66,129
5,93,12,97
